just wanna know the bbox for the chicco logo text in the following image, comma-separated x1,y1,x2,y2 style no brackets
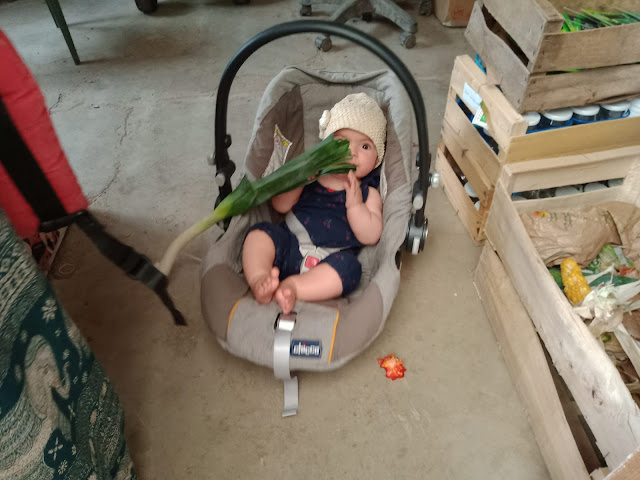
290,340,322,358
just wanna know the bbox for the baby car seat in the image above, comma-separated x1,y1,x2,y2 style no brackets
200,21,439,416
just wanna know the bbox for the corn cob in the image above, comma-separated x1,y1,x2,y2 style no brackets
157,135,354,275
561,258,591,305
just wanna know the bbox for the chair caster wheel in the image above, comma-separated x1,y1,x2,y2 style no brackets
300,4,311,16
315,35,332,52
362,12,373,22
419,0,432,16
135,0,157,13
400,32,416,49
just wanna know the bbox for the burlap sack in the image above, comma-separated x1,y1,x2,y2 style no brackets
520,206,620,267
602,201,640,265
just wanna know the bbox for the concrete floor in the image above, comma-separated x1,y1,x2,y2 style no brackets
3,0,550,478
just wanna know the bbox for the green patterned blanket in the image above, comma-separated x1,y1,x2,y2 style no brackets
0,211,136,480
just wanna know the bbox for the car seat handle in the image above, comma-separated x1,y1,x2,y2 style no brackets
213,20,431,226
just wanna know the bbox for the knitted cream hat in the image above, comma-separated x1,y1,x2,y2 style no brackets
318,93,387,167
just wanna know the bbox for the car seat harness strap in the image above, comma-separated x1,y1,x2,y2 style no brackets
273,312,299,417
285,212,342,274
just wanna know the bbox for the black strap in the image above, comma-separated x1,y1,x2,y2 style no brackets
0,97,67,222
75,212,186,325
0,98,185,325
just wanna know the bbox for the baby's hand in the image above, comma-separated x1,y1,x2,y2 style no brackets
344,170,363,209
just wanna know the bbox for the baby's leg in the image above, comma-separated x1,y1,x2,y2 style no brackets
275,250,362,313
242,229,280,304
274,263,343,314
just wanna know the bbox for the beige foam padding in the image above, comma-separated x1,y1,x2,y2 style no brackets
203,265,385,369
330,282,384,365
201,264,249,341
244,87,305,181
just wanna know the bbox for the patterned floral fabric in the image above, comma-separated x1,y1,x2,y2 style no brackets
0,211,136,480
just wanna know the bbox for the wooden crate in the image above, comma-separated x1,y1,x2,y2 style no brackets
436,142,491,244
465,0,640,112
479,150,640,475
475,246,640,480
438,54,640,243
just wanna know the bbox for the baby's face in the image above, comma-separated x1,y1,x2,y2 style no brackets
334,128,378,178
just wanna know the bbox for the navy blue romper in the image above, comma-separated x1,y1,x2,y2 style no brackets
247,171,381,295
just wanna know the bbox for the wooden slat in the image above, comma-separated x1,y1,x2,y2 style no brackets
479,84,529,153
449,55,489,102
593,469,611,480
503,154,640,214
448,55,529,152
605,448,640,480
442,95,500,194
505,146,640,194
435,145,483,244
465,2,532,112
532,23,640,73
485,183,640,470
549,367,605,474
475,246,590,480
448,55,528,152
504,117,640,164
512,188,622,214
482,0,563,62
522,64,640,112
441,120,493,203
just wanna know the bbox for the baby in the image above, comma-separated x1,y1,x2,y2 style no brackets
242,93,386,314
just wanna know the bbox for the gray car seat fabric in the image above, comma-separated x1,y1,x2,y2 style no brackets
200,66,414,370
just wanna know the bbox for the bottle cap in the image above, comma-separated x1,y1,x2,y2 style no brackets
572,105,600,116
542,108,573,122
600,100,631,112
464,182,477,198
522,112,541,126
554,186,580,197
583,182,607,193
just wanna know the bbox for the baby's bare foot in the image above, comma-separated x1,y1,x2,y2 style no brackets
274,280,297,314
250,267,279,304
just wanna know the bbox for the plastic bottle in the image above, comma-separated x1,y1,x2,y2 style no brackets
521,189,553,200
464,182,479,203
539,108,573,129
607,178,624,187
522,112,541,133
628,99,640,118
572,105,600,124
583,182,608,193
598,100,631,120
554,185,581,197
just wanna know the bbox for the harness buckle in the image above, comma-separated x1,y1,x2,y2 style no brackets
303,255,320,270
274,312,298,417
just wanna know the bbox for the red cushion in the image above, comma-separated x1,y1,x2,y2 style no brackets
0,30,87,238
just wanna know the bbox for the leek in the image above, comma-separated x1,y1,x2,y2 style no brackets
157,134,354,275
